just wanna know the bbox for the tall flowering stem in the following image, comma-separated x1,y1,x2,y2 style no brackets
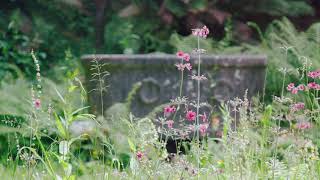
31,50,42,146
90,57,110,178
29,50,55,177
192,25,209,175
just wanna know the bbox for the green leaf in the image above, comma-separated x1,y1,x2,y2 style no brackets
190,0,207,11
68,85,78,93
165,0,187,17
262,105,272,127
55,87,66,104
67,175,76,180
71,106,90,116
55,113,67,139
128,138,136,152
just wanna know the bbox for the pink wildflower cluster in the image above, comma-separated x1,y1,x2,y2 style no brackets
296,122,312,130
307,82,320,90
187,123,208,137
166,120,174,129
199,124,209,136
191,75,207,81
290,102,305,112
307,70,320,79
192,26,210,38
186,110,196,121
164,105,176,116
287,83,305,94
176,50,190,62
176,51,192,71
175,63,192,71
161,25,211,138
136,151,143,161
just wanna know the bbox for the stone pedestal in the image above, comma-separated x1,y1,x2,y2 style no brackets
81,54,267,118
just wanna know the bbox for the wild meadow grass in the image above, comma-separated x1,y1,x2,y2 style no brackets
1,26,320,180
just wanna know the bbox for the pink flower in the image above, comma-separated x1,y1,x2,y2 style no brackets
291,88,298,94
287,83,305,94
199,113,207,122
296,122,312,130
183,53,190,62
164,106,172,116
291,102,305,112
191,75,207,81
199,124,208,136
176,50,184,58
34,99,41,109
170,106,176,112
307,71,320,79
308,82,318,89
136,151,143,161
202,26,209,36
287,83,295,91
164,106,176,116
185,63,192,71
175,63,185,71
192,26,210,38
192,29,201,37
186,110,196,121
166,120,174,129
297,84,305,91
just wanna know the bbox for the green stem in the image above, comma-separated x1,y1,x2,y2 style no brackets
196,35,201,176
35,132,55,177
172,59,185,122
281,72,286,98
179,66,184,97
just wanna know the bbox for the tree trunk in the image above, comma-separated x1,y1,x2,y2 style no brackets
94,0,108,53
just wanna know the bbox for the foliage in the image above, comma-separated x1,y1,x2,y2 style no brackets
0,12,46,80
135,0,313,17
0,0,316,83
221,0,314,16
0,2,93,82
246,17,320,99
104,16,173,54
170,17,320,100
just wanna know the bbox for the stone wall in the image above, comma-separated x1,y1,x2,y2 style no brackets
81,54,267,118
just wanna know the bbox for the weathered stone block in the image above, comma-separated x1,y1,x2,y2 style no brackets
81,54,267,118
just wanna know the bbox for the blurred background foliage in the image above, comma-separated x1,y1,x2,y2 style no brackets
0,0,320,95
